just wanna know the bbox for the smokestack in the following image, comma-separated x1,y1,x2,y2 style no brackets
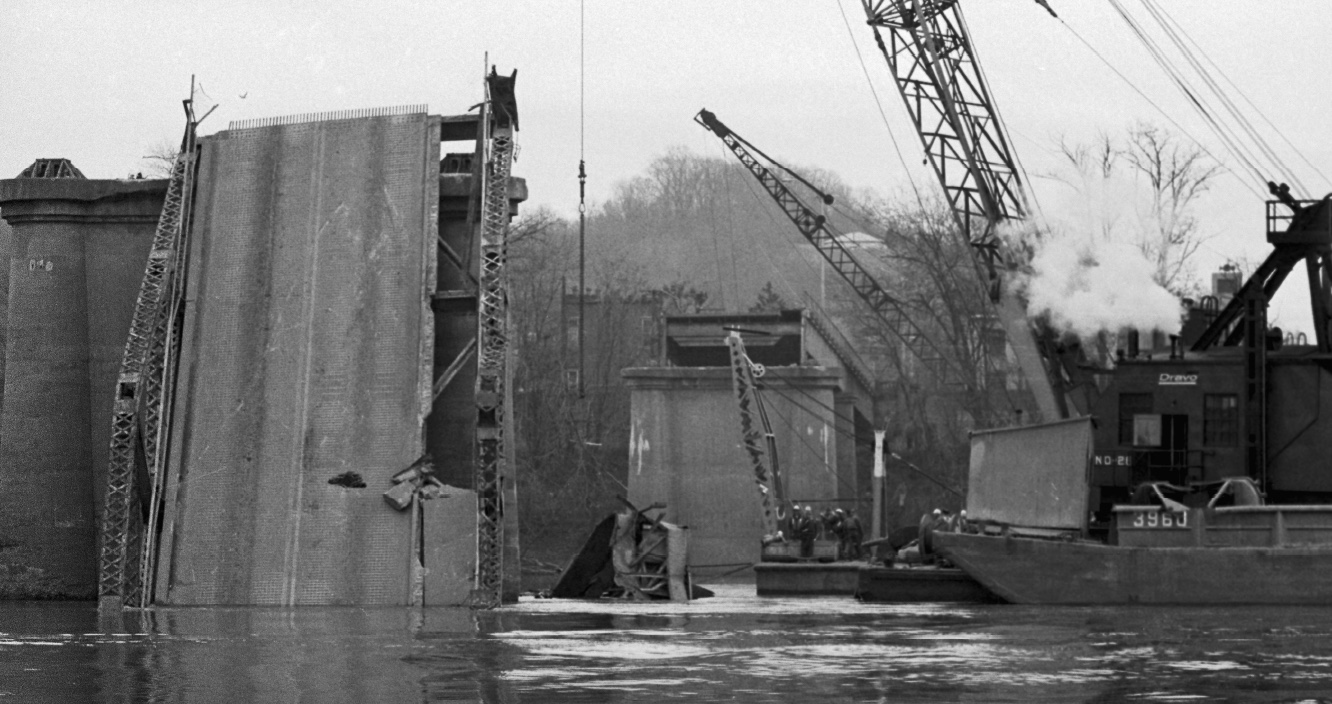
1213,265,1243,305
1127,329,1140,359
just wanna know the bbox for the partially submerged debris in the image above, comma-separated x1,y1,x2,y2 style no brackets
548,498,711,601
550,515,617,598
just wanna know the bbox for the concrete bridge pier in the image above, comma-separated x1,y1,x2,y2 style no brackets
0,167,165,598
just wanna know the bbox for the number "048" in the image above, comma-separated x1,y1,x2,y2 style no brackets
1132,510,1188,528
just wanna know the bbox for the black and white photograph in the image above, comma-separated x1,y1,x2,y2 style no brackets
2,1,1332,701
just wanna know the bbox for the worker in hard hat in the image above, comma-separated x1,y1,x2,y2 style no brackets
918,508,942,564
794,505,818,558
841,509,864,561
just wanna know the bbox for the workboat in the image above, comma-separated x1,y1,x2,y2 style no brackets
937,478,1332,605
935,418,1332,605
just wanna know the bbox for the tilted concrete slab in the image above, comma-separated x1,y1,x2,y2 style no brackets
158,109,439,605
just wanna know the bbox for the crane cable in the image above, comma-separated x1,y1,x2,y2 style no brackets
835,0,928,213
755,379,865,498
1106,0,1300,199
705,50,1019,415
720,157,744,307
577,0,586,399
797,181,1011,411
1109,0,1266,189
955,9,1047,225
703,165,729,310
1053,18,1260,198
1136,0,1314,196
1133,0,1302,193
726,143,1010,413
1143,1,1330,191
761,377,963,497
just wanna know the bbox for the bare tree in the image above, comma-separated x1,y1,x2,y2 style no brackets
1049,123,1222,295
1121,123,1223,294
508,205,565,247
140,138,179,179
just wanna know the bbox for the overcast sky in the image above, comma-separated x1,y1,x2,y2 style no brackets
3,1,1329,329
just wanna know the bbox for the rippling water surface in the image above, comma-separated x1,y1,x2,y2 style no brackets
5,585,1332,702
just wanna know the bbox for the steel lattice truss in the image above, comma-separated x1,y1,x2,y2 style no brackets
696,109,968,389
862,0,1066,421
1192,202,1332,353
863,0,1024,247
1187,199,1332,486
470,83,516,609
98,102,198,609
726,332,785,536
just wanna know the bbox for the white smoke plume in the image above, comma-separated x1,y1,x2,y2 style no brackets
1007,148,1186,340
1014,225,1182,339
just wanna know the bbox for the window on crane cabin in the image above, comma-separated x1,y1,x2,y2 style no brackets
1118,393,1154,446
1203,394,1239,447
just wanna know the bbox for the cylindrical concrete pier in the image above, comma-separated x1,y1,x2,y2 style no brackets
0,168,165,598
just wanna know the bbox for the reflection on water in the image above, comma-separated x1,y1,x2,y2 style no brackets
4,585,1332,702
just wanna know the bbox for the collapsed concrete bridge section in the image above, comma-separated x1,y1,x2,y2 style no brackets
0,106,526,605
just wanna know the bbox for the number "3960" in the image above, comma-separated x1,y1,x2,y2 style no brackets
1132,510,1188,528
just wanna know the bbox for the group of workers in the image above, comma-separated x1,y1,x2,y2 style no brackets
913,507,978,564
787,504,865,561
769,503,982,565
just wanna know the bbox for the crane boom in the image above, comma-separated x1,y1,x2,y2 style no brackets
726,332,786,539
696,108,974,394
862,0,1068,421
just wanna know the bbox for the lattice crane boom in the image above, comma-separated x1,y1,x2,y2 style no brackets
725,332,786,539
696,108,974,393
861,0,1068,421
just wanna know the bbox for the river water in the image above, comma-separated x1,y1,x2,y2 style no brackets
4,585,1332,703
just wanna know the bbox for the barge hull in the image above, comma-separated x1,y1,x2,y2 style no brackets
936,531,1332,605
855,564,993,603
